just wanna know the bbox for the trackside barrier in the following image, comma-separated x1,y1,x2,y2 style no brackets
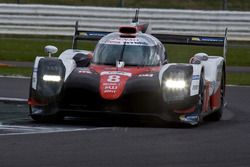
0,4,250,41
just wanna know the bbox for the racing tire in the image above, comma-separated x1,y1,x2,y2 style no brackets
205,67,225,121
193,72,205,126
29,106,64,122
30,114,44,122
30,113,64,123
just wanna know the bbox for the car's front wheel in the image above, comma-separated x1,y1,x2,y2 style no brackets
29,105,64,122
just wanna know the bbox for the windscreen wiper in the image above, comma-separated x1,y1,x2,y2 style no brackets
119,41,126,62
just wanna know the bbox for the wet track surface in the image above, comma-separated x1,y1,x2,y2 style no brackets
0,86,250,167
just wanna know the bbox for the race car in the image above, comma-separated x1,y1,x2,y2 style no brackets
28,12,228,126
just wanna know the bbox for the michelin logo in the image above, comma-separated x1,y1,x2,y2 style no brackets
192,75,200,80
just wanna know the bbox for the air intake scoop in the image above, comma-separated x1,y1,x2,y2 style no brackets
119,26,137,34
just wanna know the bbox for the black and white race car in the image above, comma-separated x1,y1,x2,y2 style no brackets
28,12,228,126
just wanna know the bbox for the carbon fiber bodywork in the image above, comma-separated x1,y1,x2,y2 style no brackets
60,68,164,114
29,63,199,123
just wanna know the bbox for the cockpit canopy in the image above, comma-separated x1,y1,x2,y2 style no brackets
93,32,163,66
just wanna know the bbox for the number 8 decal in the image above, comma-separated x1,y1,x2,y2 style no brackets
107,75,120,83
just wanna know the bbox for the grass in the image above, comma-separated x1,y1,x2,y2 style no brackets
1,0,250,11
0,36,72,61
0,66,32,76
0,36,95,61
167,43,250,66
226,73,250,86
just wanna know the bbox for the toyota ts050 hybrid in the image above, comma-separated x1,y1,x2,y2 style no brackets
28,12,228,126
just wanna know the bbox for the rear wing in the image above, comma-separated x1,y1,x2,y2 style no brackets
153,29,228,62
72,21,110,49
72,21,228,61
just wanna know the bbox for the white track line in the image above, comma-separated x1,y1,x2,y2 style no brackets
0,125,112,136
0,97,27,102
0,75,30,79
227,84,250,88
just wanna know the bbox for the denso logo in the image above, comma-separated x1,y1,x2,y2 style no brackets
104,85,118,90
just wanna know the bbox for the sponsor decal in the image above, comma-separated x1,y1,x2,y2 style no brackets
32,67,38,89
101,75,121,94
79,32,87,36
192,75,200,80
200,37,224,42
103,82,119,94
100,72,131,100
179,113,199,125
79,70,91,74
192,37,200,41
32,74,37,89
103,38,150,46
192,85,199,91
192,37,224,42
101,71,132,77
138,73,153,77
87,32,109,37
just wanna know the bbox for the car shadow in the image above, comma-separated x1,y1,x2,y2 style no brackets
27,114,195,129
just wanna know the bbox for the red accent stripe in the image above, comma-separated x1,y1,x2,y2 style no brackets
210,85,221,111
28,98,48,106
89,64,160,100
203,81,210,112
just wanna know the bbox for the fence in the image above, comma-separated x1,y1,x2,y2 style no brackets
0,3,250,41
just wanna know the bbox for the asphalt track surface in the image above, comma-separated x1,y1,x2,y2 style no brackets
0,77,250,167
0,76,29,100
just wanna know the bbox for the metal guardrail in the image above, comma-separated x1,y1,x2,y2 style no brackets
0,3,250,41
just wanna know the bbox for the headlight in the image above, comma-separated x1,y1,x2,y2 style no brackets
164,79,186,89
43,75,61,82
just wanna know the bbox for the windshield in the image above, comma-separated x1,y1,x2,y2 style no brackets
93,44,160,66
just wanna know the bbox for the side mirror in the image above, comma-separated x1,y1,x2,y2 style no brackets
44,45,58,57
73,53,92,67
163,59,168,65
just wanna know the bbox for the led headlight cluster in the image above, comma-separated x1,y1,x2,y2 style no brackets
43,75,61,82
161,65,193,103
164,79,186,89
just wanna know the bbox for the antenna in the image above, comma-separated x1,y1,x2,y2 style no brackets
223,27,228,63
132,9,139,23
72,21,79,49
